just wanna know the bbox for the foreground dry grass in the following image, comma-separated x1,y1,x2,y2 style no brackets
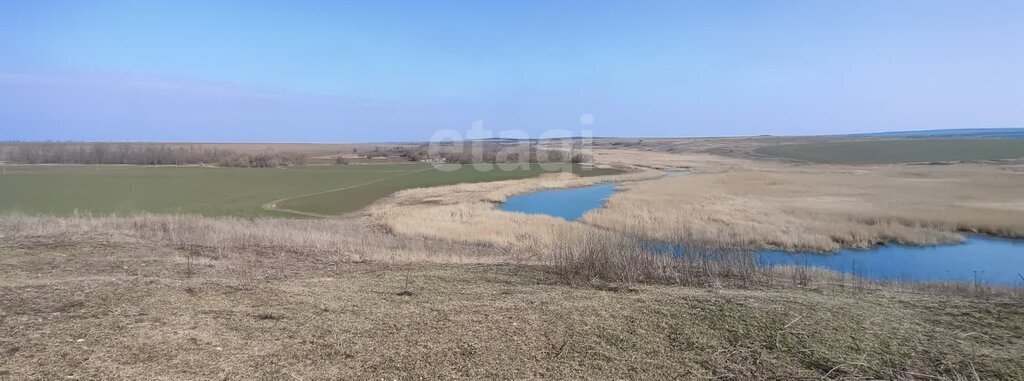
0,214,497,265
2,215,1023,379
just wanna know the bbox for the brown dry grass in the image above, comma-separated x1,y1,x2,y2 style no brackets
585,162,1024,251
371,149,1024,252
0,214,496,266
536,222,1021,300
5,144,1024,379
366,168,662,248
2,214,1023,379
361,149,753,253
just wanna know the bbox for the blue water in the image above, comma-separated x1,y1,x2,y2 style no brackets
500,184,616,221
500,184,1024,286
759,236,1024,286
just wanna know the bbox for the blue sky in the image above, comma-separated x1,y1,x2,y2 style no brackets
1,0,1022,142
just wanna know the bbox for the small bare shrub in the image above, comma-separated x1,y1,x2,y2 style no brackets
543,226,761,288
545,228,661,286
398,269,416,296
791,265,812,287
254,312,283,320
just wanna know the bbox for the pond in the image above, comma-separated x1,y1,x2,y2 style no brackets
500,184,1024,286
499,183,616,221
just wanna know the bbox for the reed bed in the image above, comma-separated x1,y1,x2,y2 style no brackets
363,151,1024,293
366,168,662,247
539,226,757,287
3,212,1016,299
534,223,1023,298
373,151,1024,253
584,163,1024,252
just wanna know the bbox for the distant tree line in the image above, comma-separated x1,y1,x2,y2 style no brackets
2,143,307,167
403,142,592,165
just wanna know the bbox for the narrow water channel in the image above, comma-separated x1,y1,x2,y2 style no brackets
500,184,1024,286
759,236,1024,286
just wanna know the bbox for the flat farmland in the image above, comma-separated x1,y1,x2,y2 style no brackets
276,164,622,216
0,164,619,217
754,139,1024,164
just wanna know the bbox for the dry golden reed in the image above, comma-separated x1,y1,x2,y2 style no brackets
371,149,1024,253
584,163,1024,251
0,213,497,264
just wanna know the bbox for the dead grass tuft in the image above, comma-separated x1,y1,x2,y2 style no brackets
1,212,1022,379
254,312,284,320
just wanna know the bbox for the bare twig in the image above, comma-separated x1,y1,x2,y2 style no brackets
784,313,805,329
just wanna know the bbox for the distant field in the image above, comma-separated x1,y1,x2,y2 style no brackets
0,164,620,217
855,128,1024,139
754,139,1024,164
277,164,621,216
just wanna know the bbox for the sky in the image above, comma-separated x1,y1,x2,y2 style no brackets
1,0,1022,143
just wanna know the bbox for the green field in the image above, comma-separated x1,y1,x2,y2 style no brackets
0,164,621,217
754,139,1024,164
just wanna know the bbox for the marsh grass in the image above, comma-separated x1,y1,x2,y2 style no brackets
359,153,1024,298
366,168,662,247
541,226,761,288
584,163,1024,252
0,213,499,265
371,151,1024,256
6,212,1015,300
532,223,1024,301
